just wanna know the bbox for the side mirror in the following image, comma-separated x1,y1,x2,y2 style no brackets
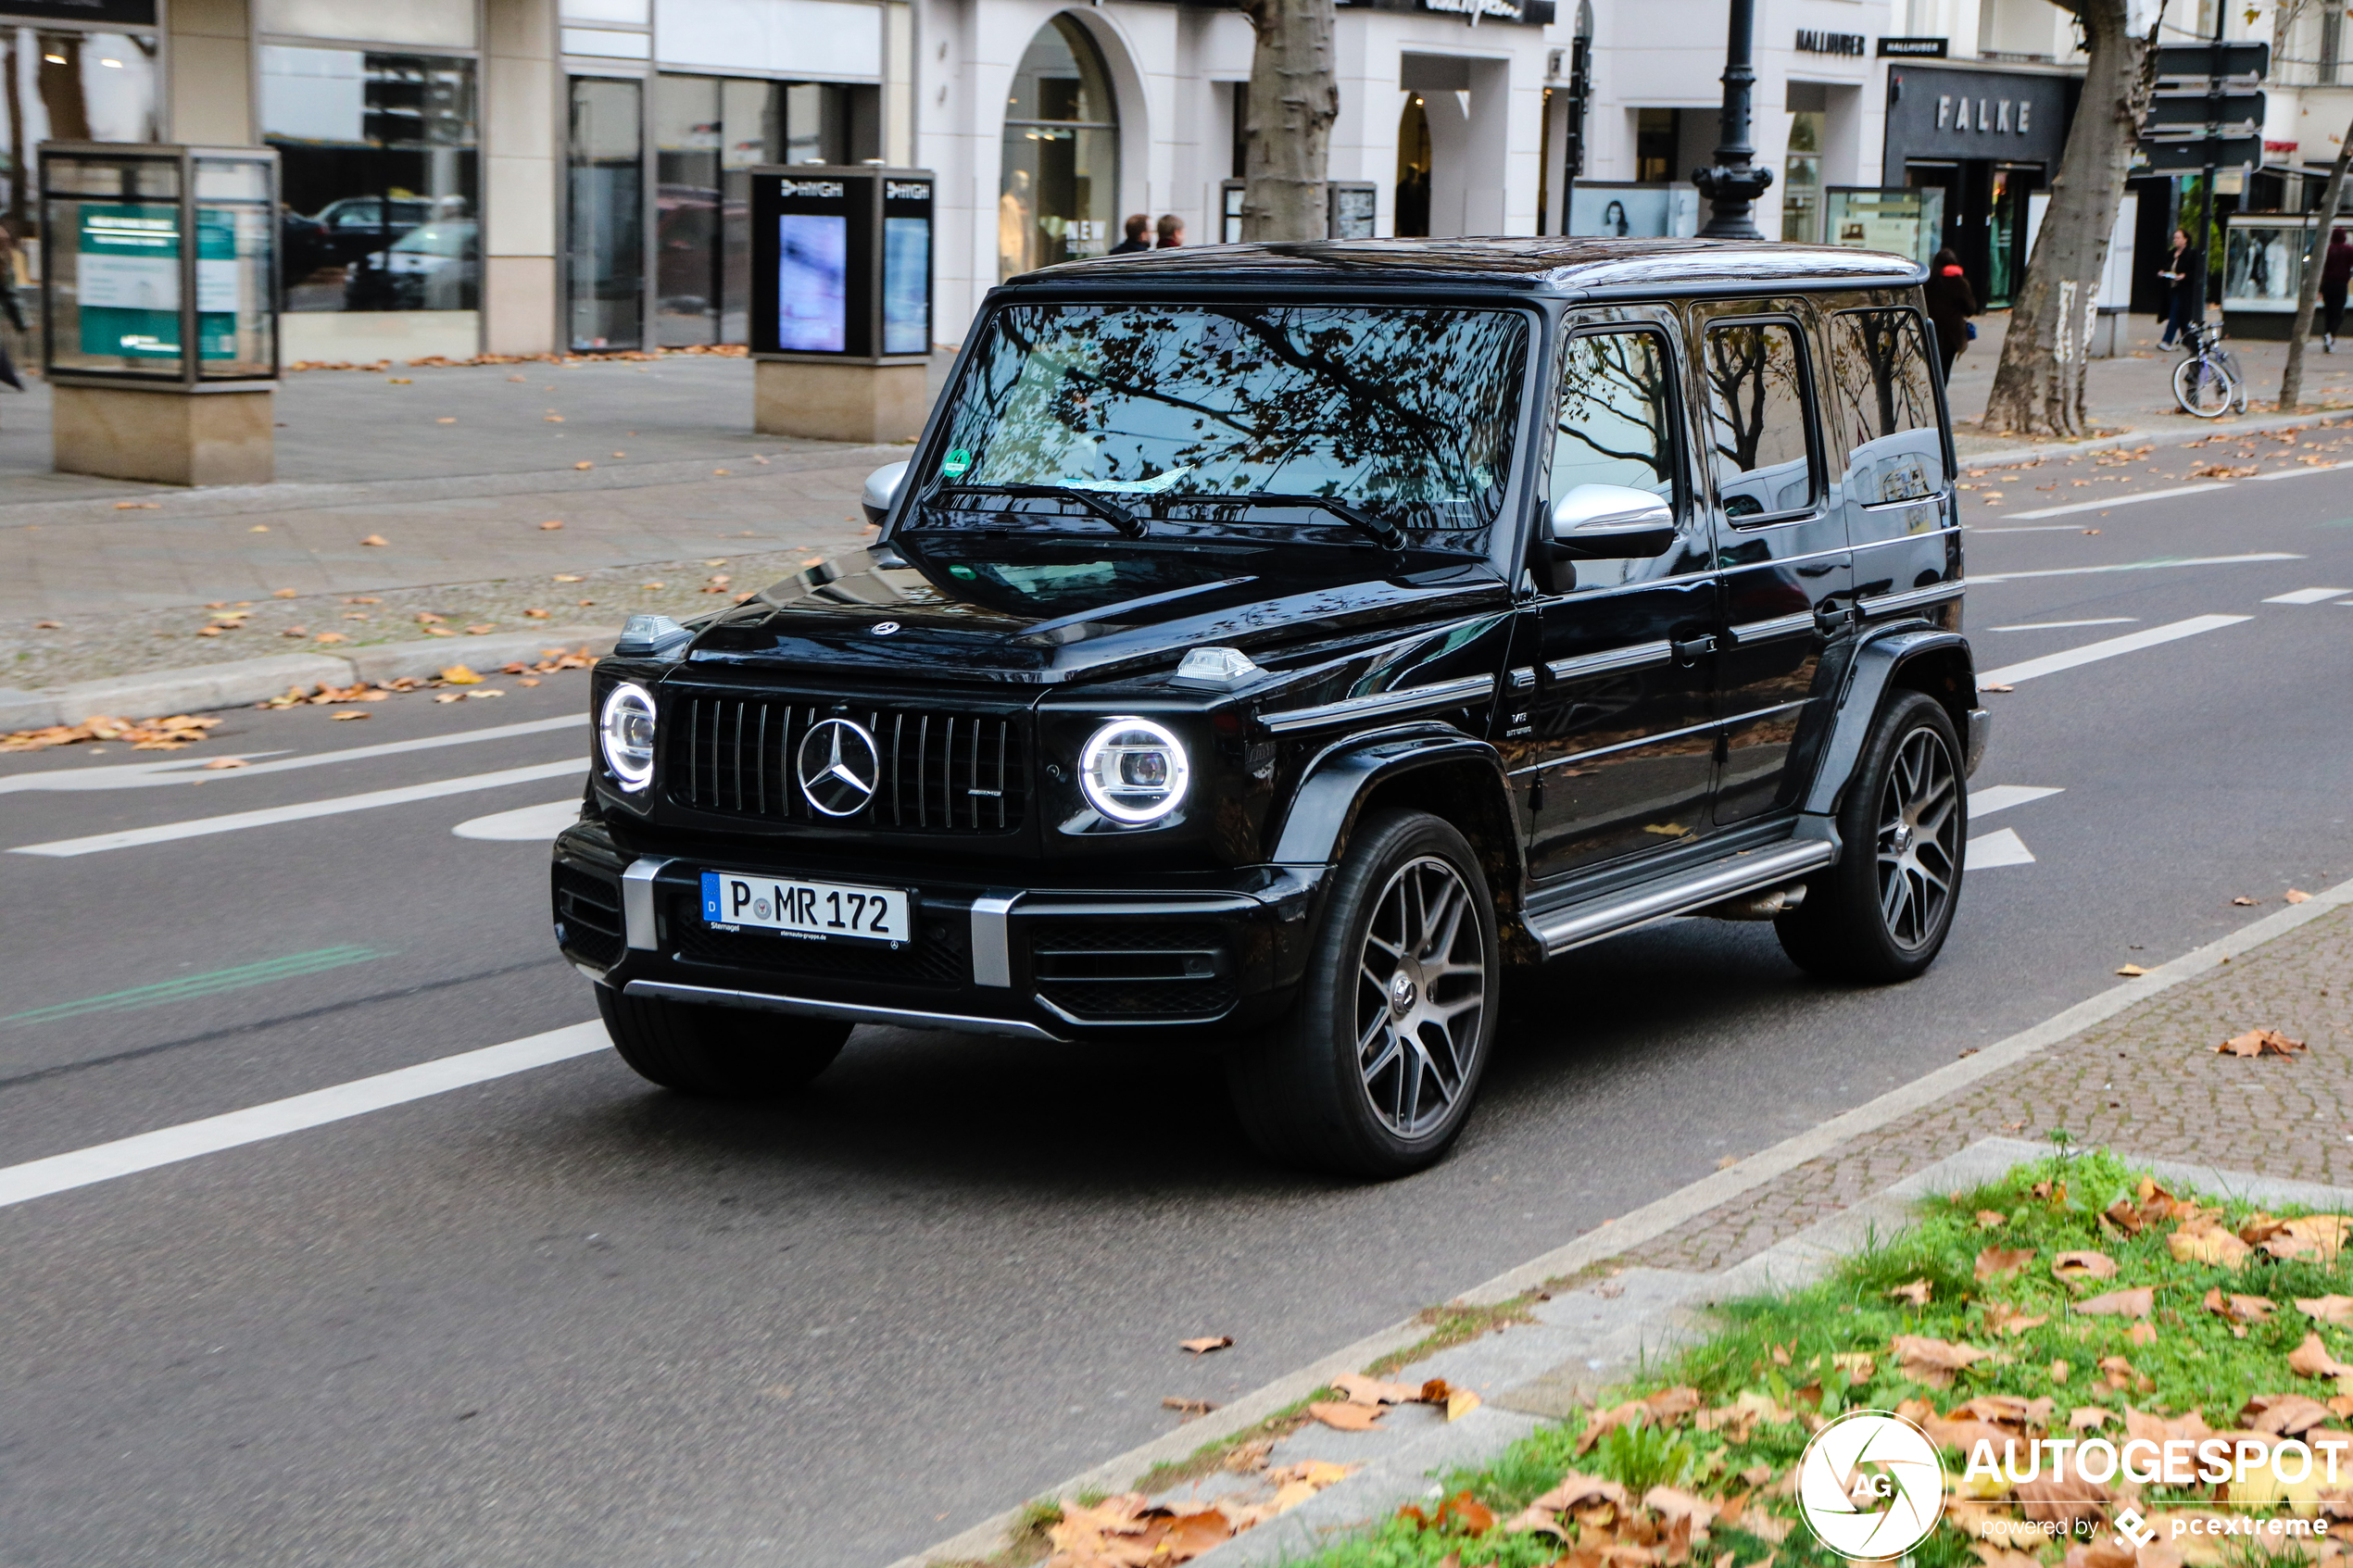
1548,483,1679,559
862,460,910,527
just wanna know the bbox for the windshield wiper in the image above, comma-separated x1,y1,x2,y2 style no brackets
930,483,1147,540
1160,492,1407,555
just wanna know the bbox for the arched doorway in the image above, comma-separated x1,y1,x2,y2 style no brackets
1000,16,1119,279
1395,94,1431,237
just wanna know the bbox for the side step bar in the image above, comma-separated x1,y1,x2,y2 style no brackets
1524,837,1838,958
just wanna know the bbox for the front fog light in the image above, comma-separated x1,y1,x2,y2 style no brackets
600,682,658,792
1079,717,1189,823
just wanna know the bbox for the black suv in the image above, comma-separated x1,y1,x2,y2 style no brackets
552,237,1985,1178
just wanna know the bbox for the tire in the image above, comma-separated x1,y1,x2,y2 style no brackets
597,985,850,1098
1776,691,1965,985
1226,809,1500,1179
2173,355,2235,419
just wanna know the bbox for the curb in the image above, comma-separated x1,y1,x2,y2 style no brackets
886,866,2353,1568
0,625,616,732
1959,406,2353,470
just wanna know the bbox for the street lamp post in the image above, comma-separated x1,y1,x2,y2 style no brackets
1692,0,1773,239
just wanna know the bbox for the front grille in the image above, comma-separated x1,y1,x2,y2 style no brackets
552,863,625,967
670,894,970,987
665,694,1027,833
1030,922,1236,1021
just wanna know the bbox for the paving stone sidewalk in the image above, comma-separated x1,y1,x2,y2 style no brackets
1630,897,2353,1277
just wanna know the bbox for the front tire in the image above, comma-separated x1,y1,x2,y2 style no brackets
597,986,850,1098
1226,809,1500,1179
2173,355,2235,419
1776,692,1965,984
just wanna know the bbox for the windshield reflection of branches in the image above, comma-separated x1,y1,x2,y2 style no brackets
939,305,1527,528
1554,332,1674,498
1705,323,1808,474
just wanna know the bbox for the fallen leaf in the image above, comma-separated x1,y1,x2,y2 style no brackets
1308,1399,1382,1431
2300,1297,2353,1324
332,709,371,721
2248,1215,2353,1262
2077,1286,2155,1318
464,624,496,635
574,461,594,470
439,665,484,684
2097,1355,2150,1393
1179,1336,1232,1356
2053,1250,2118,1282
1976,1210,2009,1229
523,608,550,619
2205,1289,2277,1326
1985,1302,2049,1336
1978,1247,2036,1282
2169,1224,2252,1267
31,619,59,629
2233,896,2259,906
433,693,466,703
2127,1320,2158,1346
2218,1029,2307,1059
1888,1278,1933,1306
387,377,410,384
2051,1359,2071,1383
539,519,564,531
1892,1335,1991,1389
2289,889,2313,903
111,499,158,509
436,416,455,423
1222,1438,1274,1474
249,524,268,532
1445,1387,1481,1421
1981,683,2016,694
2070,1407,2112,1431
200,757,247,770
2116,963,2147,976
313,632,348,645
272,587,298,599
2241,1394,2335,1436
1160,1396,1218,1421
359,534,388,546
1330,1372,1422,1406
553,573,585,583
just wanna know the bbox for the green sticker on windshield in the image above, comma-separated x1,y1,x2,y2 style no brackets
942,448,972,478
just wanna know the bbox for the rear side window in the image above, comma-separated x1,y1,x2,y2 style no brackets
1552,329,1679,509
1829,309,1945,505
1701,320,1820,523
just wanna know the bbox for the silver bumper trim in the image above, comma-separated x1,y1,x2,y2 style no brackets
1964,707,1992,779
970,890,1021,987
622,856,670,950
623,980,1068,1042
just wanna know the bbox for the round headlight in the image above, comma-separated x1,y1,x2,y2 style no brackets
599,682,658,792
1079,717,1189,824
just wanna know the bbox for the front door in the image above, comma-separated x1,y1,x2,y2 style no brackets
1515,311,1720,884
1691,301,1850,826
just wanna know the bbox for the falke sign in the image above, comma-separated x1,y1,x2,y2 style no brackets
1884,66,2074,165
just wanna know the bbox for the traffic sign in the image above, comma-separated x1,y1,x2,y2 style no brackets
2153,41,2271,82
2134,134,2261,173
2145,90,2265,132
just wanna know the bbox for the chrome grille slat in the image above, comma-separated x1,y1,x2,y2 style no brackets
666,694,1026,833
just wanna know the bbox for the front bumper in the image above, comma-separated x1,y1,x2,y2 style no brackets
550,822,1325,1042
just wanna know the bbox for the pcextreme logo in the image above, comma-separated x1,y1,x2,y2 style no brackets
1796,1410,1946,1559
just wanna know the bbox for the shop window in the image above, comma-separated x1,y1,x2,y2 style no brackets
1395,95,1430,238
1827,309,1944,506
1000,16,1118,280
1635,107,1676,184
1782,109,1822,244
261,47,479,315
0,30,159,257
1701,320,1819,523
568,77,642,351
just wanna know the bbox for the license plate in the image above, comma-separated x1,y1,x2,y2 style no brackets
699,871,912,946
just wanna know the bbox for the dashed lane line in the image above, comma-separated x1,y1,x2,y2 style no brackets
0,714,583,795
1977,614,2251,686
1967,827,2037,869
2251,460,2353,481
452,799,581,841
0,1023,607,1211
2264,587,2353,604
1969,784,2063,818
1971,553,2300,585
1986,618,2138,632
8,759,585,858
2001,483,2233,521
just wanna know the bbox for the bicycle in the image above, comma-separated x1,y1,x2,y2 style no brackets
2171,319,2248,419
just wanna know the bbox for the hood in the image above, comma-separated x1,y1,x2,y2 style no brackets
679,541,1511,684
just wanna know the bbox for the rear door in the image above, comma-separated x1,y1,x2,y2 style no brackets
1690,300,1850,826
1513,309,1721,884
1824,303,1963,629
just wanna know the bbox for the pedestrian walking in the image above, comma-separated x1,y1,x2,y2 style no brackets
1154,213,1185,249
1923,247,1977,385
2158,228,2194,349
2322,227,2352,352
1108,214,1152,255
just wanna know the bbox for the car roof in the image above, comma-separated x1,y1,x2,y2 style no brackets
1005,236,1926,296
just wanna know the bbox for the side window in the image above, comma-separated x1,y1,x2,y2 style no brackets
1552,328,1680,511
1701,320,1820,524
1828,308,1945,506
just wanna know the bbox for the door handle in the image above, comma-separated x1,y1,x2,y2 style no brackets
1814,599,1856,634
1671,633,1718,667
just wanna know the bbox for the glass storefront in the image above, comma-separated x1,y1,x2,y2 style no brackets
1395,95,1431,238
568,77,641,351
260,46,478,314
0,27,159,305
999,17,1117,280
1781,110,1822,245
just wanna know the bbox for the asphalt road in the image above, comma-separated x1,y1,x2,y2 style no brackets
4,440,2352,1567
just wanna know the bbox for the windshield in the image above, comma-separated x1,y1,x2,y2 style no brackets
921,303,1529,533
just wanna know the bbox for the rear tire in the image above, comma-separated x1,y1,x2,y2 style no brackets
597,986,850,1098
2173,355,2235,419
1776,692,1965,985
1226,809,1499,1179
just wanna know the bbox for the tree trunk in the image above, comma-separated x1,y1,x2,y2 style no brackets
1239,0,1339,242
2279,114,2353,412
1982,2,2158,436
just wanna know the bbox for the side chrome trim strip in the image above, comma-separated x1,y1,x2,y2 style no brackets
1544,639,1672,682
1854,525,1961,552
1528,838,1837,957
1859,580,1966,615
623,979,1068,1042
1727,610,1814,645
1508,712,1724,775
969,890,1020,987
622,856,670,951
1262,672,1496,734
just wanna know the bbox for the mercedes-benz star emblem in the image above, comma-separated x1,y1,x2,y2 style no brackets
796,718,881,816
871,621,900,635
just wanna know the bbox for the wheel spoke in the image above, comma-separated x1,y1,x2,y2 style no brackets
1352,853,1491,1140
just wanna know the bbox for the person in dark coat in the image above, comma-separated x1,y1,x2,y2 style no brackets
2158,229,2195,348
1108,213,1152,255
2322,227,2352,352
1923,248,1977,384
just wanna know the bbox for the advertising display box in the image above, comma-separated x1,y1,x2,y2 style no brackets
748,165,934,444
38,143,278,486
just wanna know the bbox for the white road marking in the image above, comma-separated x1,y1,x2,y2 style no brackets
1972,524,2116,533
9,759,585,857
0,1022,607,1211
453,798,581,841
2002,483,2233,520
1968,828,2037,869
1978,614,2251,686
0,714,584,795
1969,784,2063,818
1972,552,2301,584
2264,587,2353,604
1987,618,2138,632
2251,460,2353,481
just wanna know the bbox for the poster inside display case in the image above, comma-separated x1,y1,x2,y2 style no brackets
750,166,933,362
40,144,277,384
1825,188,1945,267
